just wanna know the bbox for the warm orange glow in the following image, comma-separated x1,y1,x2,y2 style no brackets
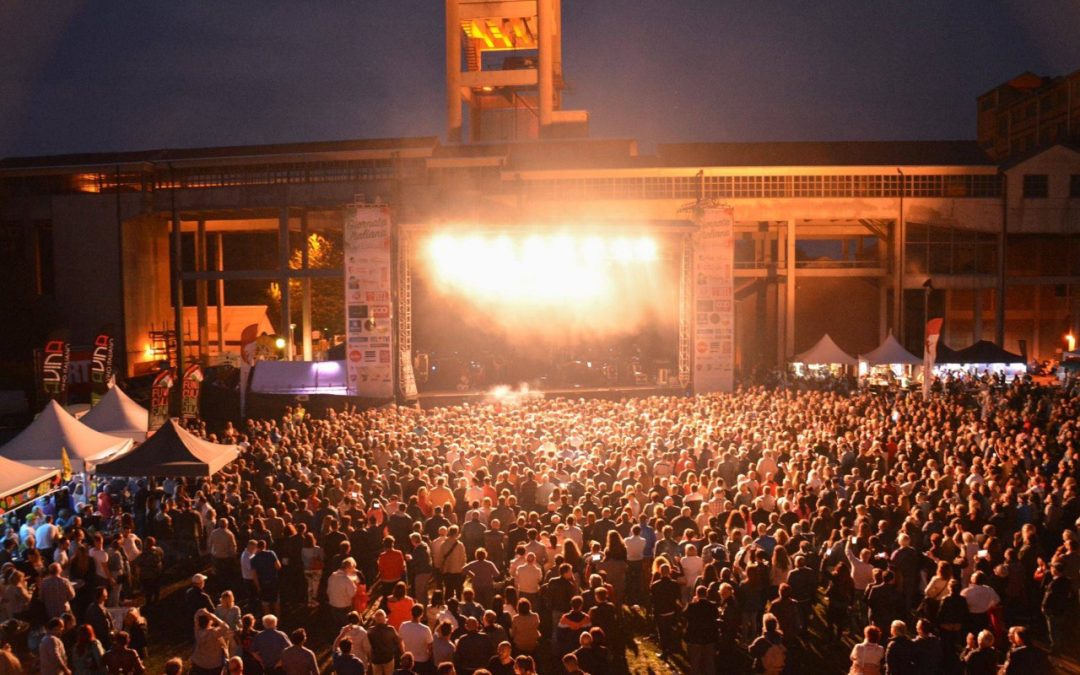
1067,332,1077,352
424,232,659,304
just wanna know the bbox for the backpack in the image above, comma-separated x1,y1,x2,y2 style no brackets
761,641,786,673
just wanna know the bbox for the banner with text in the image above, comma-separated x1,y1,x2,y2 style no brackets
90,326,116,405
38,331,71,407
343,206,394,398
693,206,736,393
181,364,203,420
149,369,174,432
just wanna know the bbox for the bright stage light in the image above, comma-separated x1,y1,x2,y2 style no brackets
423,232,660,304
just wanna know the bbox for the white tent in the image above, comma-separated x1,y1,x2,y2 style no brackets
0,456,59,506
792,333,858,366
859,333,923,366
81,385,149,441
0,400,132,470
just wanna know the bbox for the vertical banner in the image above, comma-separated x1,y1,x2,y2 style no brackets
400,349,418,401
39,331,71,407
149,369,174,432
239,323,258,418
693,206,736,393
922,318,944,398
181,364,204,420
89,326,116,405
343,206,394,398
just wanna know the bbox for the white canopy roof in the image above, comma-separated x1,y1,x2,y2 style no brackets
792,333,858,366
859,333,923,366
81,384,149,441
0,400,131,470
0,456,59,503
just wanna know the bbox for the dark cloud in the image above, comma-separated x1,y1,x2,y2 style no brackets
1,1,1078,157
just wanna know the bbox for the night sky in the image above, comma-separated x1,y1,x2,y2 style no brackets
2,1,1079,158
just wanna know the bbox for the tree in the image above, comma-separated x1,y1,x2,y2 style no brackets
266,233,344,339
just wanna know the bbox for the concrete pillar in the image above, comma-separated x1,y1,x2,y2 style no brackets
1032,284,1041,360
300,211,313,361
892,216,903,336
215,233,225,354
537,0,554,130
195,219,209,362
879,282,889,342
973,289,984,342
942,288,952,346
785,219,796,357
445,0,463,142
171,211,184,369
278,207,292,360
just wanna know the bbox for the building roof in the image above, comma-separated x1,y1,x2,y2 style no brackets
0,136,439,171
656,140,994,168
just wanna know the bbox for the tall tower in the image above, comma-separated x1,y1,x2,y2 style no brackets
445,0,588,143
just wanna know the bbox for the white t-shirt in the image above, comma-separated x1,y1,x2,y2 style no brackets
89,547,110,579
515,563,543,594
399,621,433,662
850,641,884,674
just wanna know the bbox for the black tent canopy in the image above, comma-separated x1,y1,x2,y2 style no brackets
94,419,238,477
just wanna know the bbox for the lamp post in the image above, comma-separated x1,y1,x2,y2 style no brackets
922,277,934,341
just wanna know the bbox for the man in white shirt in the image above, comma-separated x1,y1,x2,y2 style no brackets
327,558,360,623
88,533,111,586
961,571,1001,616
36,516,59,558
239,539,258,609
334,611,373,666
398,604,433,669
514,552,544,602
39,617,70,675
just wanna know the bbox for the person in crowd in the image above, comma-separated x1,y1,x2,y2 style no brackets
251,614,291,675
849,624,884,675
399,603,433,672
190,609,231,675
332,637,366,675
368,610,403,675
40,617,71,675
279,628,318,675
70,624,105,675
102,630,145,675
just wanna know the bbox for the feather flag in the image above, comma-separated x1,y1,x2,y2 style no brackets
61,447,73,482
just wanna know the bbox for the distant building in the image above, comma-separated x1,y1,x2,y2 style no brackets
977,69,1080,161
0,1,1078,391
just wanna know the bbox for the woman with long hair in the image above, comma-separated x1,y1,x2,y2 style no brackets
300,531,323,607
71,624,106,675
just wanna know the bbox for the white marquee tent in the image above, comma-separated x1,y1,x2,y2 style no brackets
859,333,923,366
792,333,858,366
0,400,131,471
81,384,149,441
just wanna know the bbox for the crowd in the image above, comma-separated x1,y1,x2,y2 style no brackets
0,374,1077,674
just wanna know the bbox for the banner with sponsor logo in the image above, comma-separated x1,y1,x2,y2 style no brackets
89,326,116,405
693,206,735,393
181,364,204,420
239,323,258,418
922,317,943,398
38,330,71,407
149,369,174,432
343,206,394,398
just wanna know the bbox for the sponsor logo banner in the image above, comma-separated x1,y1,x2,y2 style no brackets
344,206,394,398
693,207,735,393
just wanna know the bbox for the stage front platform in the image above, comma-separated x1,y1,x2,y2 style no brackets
416,384,687,409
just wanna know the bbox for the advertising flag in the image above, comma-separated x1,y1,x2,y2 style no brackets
89,326,116,405
239,323,259,417
922,318,944,398
149,369,174,431
38,330,71,407
181,364,204,420
61,447,73,482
